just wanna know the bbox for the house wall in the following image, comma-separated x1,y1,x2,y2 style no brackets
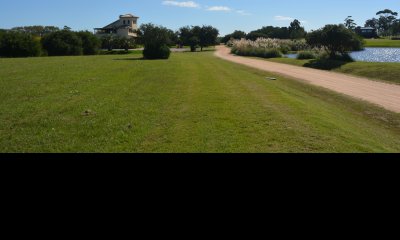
116,28,136,37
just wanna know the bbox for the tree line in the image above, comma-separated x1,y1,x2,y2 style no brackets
0,24,219,59
221,19,306,43
345,9,400,37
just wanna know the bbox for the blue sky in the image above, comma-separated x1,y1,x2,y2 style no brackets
0,0,399,35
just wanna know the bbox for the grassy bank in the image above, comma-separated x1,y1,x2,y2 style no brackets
364,38,400,48
265,57,400,85
1,51,400,152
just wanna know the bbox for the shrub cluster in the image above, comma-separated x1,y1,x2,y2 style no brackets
143,45,170,59
306,24,364,59
0,29,101,57
42,30,101,56
178,25,219,52
139,24,171,59
297,51,316,59
0,31,42,57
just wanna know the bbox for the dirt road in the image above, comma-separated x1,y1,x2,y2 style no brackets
214,45,400,113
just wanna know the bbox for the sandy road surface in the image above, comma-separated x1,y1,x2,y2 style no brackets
214,45,400,113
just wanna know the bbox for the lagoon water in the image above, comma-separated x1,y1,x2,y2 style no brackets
349,48,400,63
285,48,400,63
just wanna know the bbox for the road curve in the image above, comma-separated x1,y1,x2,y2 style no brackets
214,45,400,113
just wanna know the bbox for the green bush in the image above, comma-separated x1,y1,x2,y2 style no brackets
41,30,83,56
0,31,41,57
140,23,171,59
297,51,316,59
279,45,291,54
143,44,170,59
76,31,101,55
262,49,282,58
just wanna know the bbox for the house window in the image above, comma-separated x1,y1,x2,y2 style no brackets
123,20,126,24
128,20,130,24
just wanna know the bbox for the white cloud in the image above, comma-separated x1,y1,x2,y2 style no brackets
162,1,200,8
207,6,232,12
274,15,294,21
274,16,308,24
161,1,249,16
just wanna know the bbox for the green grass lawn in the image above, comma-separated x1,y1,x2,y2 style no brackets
266,57,400,85
364,38,400,48
1,51,400,152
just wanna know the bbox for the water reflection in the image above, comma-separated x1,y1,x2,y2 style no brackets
284,48,400,63
350,48,400,63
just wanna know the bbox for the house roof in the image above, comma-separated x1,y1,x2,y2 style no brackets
360,27,375,30
102,20,120,29
96,14,139,30
120,14,139,18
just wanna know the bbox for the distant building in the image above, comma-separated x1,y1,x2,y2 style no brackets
355,27,378,38
94,14,139,38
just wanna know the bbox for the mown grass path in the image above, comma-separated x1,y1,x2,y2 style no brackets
1,51,400,152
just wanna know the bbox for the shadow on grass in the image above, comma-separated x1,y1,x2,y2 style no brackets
113,57,145,61
303,59,349,70
181,49,216,53
113,57,171,61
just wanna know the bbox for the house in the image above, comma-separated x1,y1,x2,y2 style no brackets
94,14,139,38
355,27,378,38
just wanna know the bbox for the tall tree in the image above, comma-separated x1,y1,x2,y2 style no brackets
198,25,219,51
139,23,171,59
365,18,379,29
179,26,198,51
344,16,357,30
222,30,247,44
375,9,398,35
306,24,364,59
289,19,306,39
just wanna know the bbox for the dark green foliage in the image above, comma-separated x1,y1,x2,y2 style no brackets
98,49,143,55
10,25,60,37
139,23,171,59
41,30,83,56
303,59,349,70
289,20,307,39
76,31,101,55
232,47,282,58
247,26,290,40
101,35,114,51
391,21,400,36
297,51,316,59
306,24,364,59
344,16,357,30
0,31,41,57
198,25,219,51
179,25,219,51
143,45,170,59
179,26,198,51
188,36,199,52
166,29,179,46
222,30,247,43
365,9,399,36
